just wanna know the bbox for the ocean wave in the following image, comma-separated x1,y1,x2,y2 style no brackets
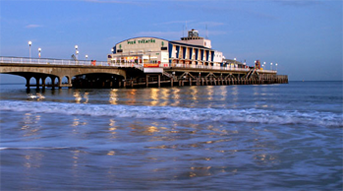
0,147,87,151
0,100,342,128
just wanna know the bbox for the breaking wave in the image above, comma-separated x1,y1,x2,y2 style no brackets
0,100,342,128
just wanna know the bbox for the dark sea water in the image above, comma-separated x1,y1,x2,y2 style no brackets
0,81,342,190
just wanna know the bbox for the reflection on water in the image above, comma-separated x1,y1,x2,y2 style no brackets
159,88,170,106
21,113,41,138
73,91,89,104
1,82,342,190
231,86,238,108
170,88,181,107
206,86,214,101
150,88,159,106
9,85,285,110
71,117,87,127
109,89,118,105
219,86,227,101
127,89,137,105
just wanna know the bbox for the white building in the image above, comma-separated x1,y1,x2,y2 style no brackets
108,29,224,67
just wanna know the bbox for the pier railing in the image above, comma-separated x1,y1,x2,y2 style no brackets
0,56,109,66
170,63,251,72
0,56,276,73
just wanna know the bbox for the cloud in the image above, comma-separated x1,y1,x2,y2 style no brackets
25,24,42,29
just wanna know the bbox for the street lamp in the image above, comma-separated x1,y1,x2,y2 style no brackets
85,55,88,60
75,45,78,60
28,41,32,58
38,48,41,58
275,63,278,71
270,62,273,70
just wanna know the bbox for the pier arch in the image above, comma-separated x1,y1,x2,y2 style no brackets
0,64,127,89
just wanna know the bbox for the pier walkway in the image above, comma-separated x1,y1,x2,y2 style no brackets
0,56,287,89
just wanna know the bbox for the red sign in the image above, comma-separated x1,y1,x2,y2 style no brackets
144,63,159,68
91,60,96,66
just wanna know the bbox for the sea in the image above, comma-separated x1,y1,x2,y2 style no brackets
0,81,342,190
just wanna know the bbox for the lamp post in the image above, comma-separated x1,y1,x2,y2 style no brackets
275,63,278,71
75,45,78,60
85,55,88,60
38,48,41,58
270,62,273,71
28,41,32,58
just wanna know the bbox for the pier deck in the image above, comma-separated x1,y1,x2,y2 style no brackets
0,56,288,89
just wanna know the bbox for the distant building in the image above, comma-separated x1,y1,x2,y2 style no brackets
223,59,248,69
108,29,224,67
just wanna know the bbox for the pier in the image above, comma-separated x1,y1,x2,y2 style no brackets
0,56,288,90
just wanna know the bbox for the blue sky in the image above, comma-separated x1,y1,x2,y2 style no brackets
0,0,342,82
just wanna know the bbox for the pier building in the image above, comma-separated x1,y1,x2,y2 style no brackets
108,29,224,69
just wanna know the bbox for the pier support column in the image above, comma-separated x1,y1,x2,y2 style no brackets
198,73,201,86
35,76,40,90
189,78,192,86
51,76,56,90
171,78,173,87
42,77,46,90
58,77,62,89
146,75,149,87
158,74,160,87
25,76,31,90
68,76,72,89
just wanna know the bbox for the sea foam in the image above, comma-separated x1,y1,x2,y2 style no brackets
0,100,342,128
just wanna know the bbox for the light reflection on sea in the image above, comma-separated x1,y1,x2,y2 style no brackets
0,82,342,190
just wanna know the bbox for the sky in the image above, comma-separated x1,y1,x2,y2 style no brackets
0,0,342,82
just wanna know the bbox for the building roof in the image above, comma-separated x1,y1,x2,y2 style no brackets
114,36,169,45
